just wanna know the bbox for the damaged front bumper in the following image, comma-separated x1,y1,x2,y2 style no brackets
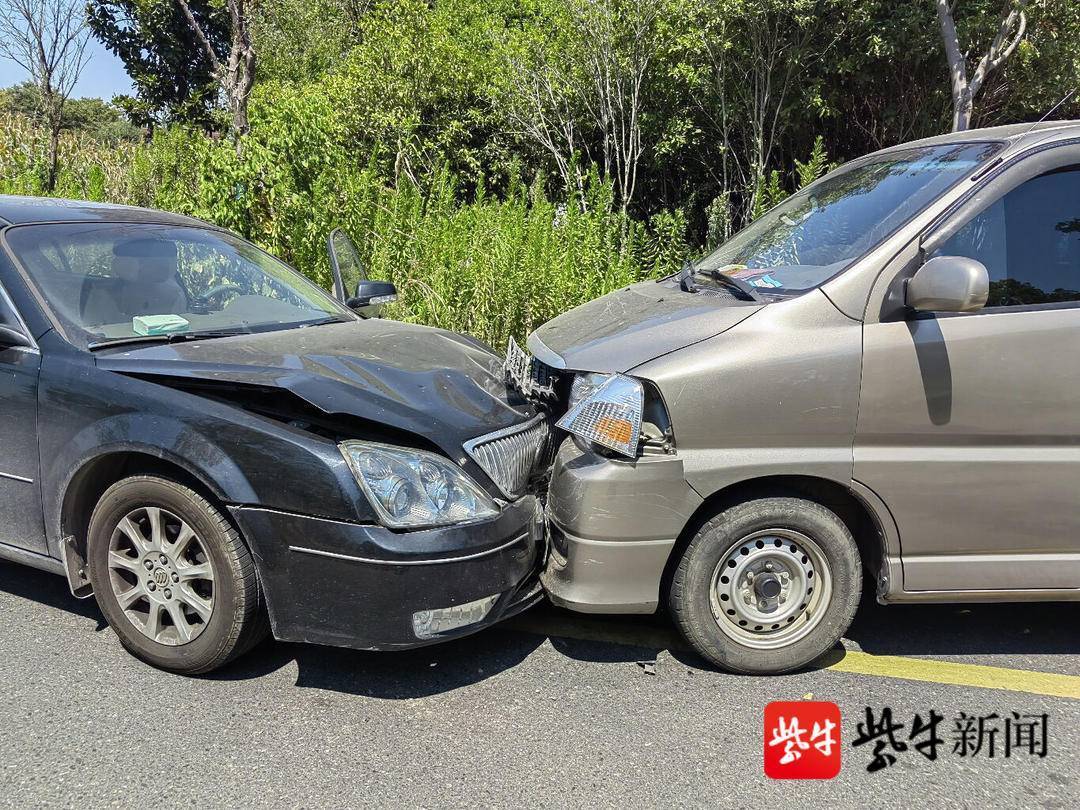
228,496,546,650
541,437,702,613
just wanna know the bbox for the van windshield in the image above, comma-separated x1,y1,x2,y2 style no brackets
5,222,354,348
697,142,1002,293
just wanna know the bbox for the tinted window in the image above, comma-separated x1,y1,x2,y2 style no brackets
937,167,1080,307
697,142,1002,293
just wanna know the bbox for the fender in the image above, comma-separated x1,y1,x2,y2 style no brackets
46,416,258,550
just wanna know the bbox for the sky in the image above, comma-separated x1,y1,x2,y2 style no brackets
0,35,134,100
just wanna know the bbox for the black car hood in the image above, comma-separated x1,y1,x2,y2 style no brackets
95,320,534,454
527,281,763,373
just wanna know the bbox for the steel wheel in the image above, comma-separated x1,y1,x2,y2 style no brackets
708,528,832,650
106,505,216,646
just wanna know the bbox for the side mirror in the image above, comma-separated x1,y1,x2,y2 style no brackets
906,255,989,313
346,279,397,317
0,324,32,349
326,228,367,303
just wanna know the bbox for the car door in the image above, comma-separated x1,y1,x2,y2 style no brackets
0,280,47,554
855,141,1080,593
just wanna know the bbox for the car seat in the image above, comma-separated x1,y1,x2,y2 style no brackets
81,239,188,327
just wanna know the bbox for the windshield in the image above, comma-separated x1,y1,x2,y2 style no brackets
4,223,354,347
697,142,1003,293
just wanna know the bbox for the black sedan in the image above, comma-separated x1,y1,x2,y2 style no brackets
0,195,549,674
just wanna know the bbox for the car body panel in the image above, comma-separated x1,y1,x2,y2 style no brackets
541,437,701,612
528,280,762,373
94,318,537,463
0,343,46,553
858,311,1080,594
631,291,863,502
229,496,545,649
0,195,212,228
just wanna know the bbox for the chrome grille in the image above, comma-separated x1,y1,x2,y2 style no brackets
464,415,552,499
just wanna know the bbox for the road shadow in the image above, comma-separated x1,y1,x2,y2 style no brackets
843,589,1080,658
0,559,108,630
510,588,1080,674
208,629,546,698
0,560,544,699
3,558,1075,693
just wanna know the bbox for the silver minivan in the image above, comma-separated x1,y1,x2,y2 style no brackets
522,121,1080,674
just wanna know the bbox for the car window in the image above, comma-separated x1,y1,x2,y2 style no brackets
697,142,1002,294
4,223,355,347
936,166,1080,307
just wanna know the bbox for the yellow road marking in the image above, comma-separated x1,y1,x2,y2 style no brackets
825,650,1080,701
504,613,1080,701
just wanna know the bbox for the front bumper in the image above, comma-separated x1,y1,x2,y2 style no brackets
542,438,703,613
229,496,545,650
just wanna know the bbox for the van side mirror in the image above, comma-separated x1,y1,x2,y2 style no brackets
906,256,989,313
346,280,397,316
0,324,32,349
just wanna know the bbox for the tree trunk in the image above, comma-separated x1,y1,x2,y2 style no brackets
936,0,1029,133
953,87,973,132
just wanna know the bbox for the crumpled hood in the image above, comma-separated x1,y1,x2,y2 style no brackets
95,320,535,454
527,281,763,373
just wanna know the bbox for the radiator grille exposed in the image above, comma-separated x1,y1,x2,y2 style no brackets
464,416,553,499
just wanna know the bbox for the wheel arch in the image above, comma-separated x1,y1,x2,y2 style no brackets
659,474,888,607
58,450,237,598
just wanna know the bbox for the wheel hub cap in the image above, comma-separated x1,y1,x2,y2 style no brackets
754,572,782,600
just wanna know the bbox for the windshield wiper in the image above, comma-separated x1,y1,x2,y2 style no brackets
688,262,763,302
87,329,252,351
298,315,353,327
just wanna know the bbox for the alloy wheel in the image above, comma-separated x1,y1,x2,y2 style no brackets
106,506,216,646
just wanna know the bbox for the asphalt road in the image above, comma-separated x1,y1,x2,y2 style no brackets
0,561,1075,808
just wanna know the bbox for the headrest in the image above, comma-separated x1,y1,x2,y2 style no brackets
111,239,178,283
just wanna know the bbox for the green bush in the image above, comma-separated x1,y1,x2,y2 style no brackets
0,102,687,349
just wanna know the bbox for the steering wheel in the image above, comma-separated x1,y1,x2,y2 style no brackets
200,284,245,310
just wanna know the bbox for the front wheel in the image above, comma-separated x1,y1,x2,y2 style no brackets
669,496,861,674
87,476,268,674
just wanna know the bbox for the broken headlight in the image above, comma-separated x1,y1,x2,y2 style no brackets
557,373,643,458
339,441,498,529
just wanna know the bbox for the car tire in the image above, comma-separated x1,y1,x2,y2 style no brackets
669,496,861,674
87,475,268,674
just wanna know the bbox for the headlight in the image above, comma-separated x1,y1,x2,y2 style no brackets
568,372,610,409
339,441,498,529
557,373,643,457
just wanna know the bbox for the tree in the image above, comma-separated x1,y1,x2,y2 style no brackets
0,80,139,141
0,0,91,190
176,0,257,142
935,0,1029,132
503,0,664,212
86,0,227,130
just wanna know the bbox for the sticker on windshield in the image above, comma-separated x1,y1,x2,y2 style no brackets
749,274,783,288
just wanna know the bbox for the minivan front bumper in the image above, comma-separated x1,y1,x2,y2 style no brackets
229,496,545,650
541,438,702,613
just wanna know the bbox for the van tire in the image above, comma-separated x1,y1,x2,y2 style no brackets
669,497,861,674
87,475,269,674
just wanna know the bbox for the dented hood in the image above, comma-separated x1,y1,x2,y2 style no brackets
527,281,763,373
94,320,535,453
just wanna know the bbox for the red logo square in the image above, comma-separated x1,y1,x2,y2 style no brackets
764,701,842,779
